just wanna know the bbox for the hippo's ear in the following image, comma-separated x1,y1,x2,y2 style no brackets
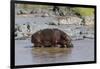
64,35,67,39
64,35,71,41
37,31,41,34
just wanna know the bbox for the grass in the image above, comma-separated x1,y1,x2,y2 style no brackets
72,7,94,16
16,4,94,16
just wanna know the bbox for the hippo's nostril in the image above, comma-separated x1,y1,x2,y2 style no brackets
44,41,51,46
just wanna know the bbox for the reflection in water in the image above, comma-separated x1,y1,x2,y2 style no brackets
32,48,72,56
15,39,94,65
31,48,72,64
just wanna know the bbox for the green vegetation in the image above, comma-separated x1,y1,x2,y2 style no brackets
72,7,94,16
16,4,94,16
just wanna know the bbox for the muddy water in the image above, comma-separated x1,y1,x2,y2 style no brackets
15,39,94,65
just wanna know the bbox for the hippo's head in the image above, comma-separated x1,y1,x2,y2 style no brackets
61,39,73,48
43,40,51,47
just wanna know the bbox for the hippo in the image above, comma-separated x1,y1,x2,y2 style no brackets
31,28,73,48
52,29,73,48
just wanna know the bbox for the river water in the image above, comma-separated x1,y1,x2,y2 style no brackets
15,14,94,66
15,39,94,65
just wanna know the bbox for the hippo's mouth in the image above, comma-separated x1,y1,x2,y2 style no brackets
44,43,51,47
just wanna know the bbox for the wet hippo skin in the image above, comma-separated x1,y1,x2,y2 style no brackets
31,28,73,48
